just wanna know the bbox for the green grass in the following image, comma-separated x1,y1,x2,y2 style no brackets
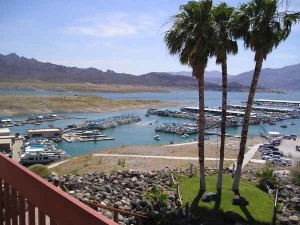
179,174,273,225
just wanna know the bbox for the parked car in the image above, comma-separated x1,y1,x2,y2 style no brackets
281,158,292,166
271,155,281,159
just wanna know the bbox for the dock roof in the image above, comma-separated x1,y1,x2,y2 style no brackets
27,128,60,133
181,107,256,116
254,99,300,104
228,104,294,112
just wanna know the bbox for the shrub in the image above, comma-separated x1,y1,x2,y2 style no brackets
146,187,168,202
256,167,280,191
117,159,126,167
291,161,300,186
29,164,51,178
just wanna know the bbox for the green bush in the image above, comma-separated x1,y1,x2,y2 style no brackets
291,161,300,186
146,187,168,202
29,164,51,178
256,167,280,191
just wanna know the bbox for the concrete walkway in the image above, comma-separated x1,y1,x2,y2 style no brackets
48,159,71,169
93,153,236,161
242,144,261,168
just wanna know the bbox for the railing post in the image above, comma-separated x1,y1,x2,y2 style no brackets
138,217,143,225
113,211,118,223
28,201,35,225
189,164,193,178
232,164,235,178
11,187,18,225
19,194,26,225
0,178,3,224
4,182,11,225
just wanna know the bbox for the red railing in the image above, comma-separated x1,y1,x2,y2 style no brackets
0,153,117,225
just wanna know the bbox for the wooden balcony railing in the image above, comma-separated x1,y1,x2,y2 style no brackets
0,153,117,225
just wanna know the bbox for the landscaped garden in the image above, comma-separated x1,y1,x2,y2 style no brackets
178,174,273,225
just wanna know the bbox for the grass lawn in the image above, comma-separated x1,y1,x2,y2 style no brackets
178,174,273,225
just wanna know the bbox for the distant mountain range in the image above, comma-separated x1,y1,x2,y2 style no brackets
0,53,250,92
169,63,300,90
1,53,298,91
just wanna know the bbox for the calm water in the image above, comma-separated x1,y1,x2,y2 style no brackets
2,90,300,156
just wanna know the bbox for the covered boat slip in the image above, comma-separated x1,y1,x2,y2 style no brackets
252,99,300,108
181,106,257,117
228,104,295,112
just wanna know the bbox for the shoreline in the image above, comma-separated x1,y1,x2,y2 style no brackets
0,94,186,116
50,136,266,174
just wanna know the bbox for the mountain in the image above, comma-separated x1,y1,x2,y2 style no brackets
170,64,300,90
229,64,300,90
0,53,249,92
169,70,235,83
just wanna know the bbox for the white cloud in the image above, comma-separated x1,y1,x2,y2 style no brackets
64,12,158,38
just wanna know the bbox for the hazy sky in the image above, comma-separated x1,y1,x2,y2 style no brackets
0,0,299,75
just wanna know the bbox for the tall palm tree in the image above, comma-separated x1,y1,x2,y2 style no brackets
164,0,215,191
211,3,238,191
232,0,300,192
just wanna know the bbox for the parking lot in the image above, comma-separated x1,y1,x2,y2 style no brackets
279,135,300,159
258,135,300,167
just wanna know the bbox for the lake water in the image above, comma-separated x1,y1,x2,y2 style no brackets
2,90,300,156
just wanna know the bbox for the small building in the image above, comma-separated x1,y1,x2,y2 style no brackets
0,138,12,153
27,128,61,139
0,128,11,137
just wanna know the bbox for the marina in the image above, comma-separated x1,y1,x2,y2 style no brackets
1,90,299,157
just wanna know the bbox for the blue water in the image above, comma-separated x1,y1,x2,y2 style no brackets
2,90,300,156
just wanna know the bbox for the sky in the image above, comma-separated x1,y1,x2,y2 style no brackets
0,0,300,75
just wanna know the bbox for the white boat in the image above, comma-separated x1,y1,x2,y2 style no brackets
154,135,160,140
19,139,69,165
181,134,189,138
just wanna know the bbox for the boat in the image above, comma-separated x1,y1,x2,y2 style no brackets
154,135,160,140
269,122,276,125
53,137,62,142
19,139,69,165
290,122,296,125
280,125,288,128
181,134,189,138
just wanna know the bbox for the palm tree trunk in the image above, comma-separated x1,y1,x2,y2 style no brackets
197,69,206,192
232,53,264,192
216,58,227,190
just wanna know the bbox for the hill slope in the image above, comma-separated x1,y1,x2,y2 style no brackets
229,64,300,90
0,53,248,92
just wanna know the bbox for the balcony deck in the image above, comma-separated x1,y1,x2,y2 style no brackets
0,153,117,225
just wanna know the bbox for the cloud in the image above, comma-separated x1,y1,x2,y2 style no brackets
64,12,158,38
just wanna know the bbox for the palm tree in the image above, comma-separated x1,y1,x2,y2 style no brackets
232,0,300,192
164,0,215,191
211,3,238,191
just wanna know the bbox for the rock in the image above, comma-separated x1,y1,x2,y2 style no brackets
232,195,249,206
201,192,216,202
104,185,112,193
289,215,299,223
278,216,289,225
291,197,300,204
224,211,245,223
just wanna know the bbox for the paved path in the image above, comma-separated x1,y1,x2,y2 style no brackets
93,153,236,161
242,144,261,168
48,159,71,168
